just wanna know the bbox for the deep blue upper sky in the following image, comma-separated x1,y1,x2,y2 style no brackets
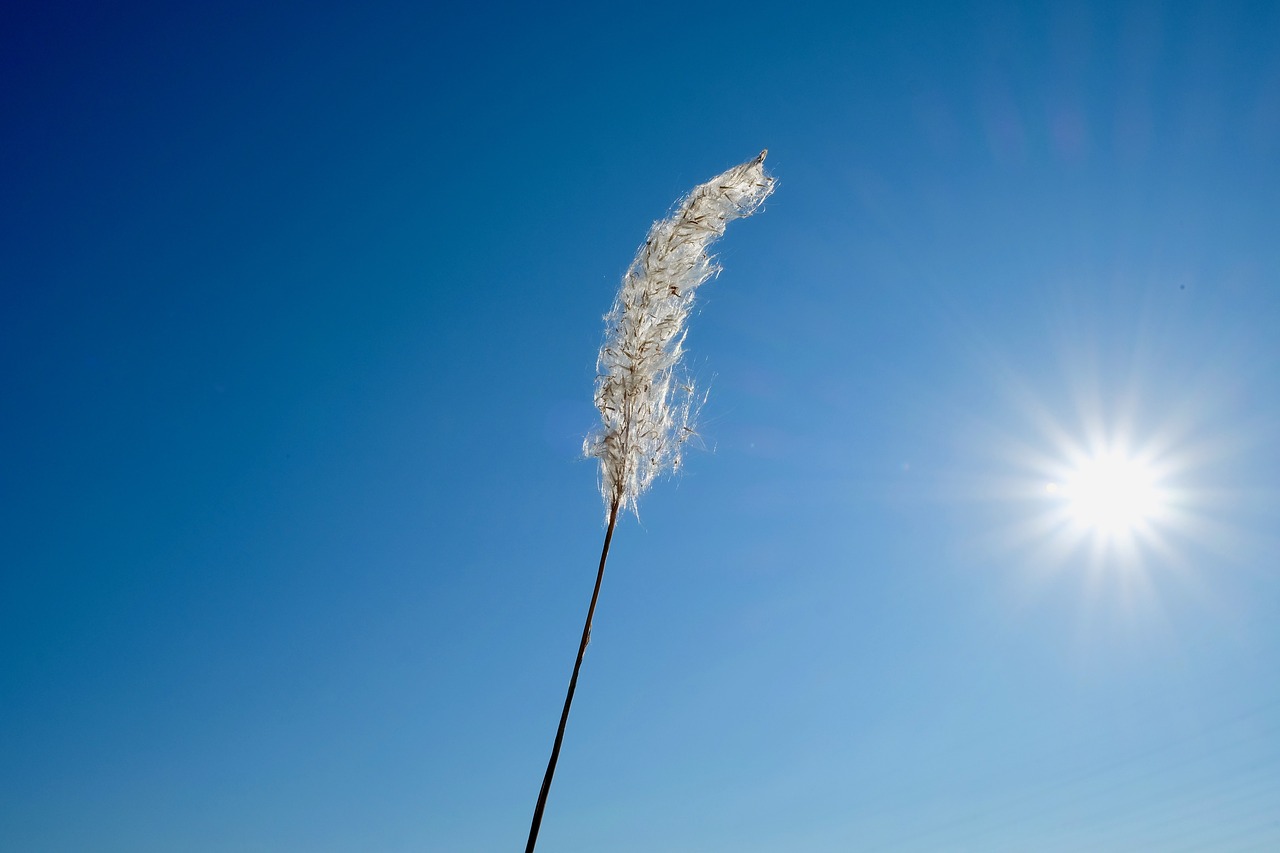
3,2,1279,851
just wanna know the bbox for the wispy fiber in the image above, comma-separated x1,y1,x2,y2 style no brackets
586,150,777,513
525,152,775,853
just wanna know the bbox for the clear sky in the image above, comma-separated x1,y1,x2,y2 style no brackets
3,2,1279,851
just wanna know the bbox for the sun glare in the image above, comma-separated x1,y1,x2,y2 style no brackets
1019,442,1178,577
1057,455,1161,533
978,326,1249,582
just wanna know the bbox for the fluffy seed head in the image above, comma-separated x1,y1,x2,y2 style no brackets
584,152,776,513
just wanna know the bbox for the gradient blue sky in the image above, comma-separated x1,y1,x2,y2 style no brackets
3,2,1279,851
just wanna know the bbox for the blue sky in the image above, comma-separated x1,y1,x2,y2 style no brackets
3,1,1279,851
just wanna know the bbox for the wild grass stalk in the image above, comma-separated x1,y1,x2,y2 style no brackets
525,152,775,852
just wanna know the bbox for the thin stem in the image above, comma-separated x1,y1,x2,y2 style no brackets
524,497,621,853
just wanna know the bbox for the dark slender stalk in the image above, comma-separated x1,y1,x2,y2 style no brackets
525,497,621,853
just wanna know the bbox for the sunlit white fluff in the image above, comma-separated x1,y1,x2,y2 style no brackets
584,152,776,513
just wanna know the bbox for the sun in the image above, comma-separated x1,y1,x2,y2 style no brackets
967,310,1257,586
1052,454,1162,533
1022,441,1179,580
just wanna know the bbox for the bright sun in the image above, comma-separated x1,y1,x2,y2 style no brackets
1049,454,1162,533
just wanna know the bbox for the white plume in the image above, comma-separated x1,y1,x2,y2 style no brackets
585,151,776,513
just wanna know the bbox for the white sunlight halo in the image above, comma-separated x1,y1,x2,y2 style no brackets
1049,452,1166,536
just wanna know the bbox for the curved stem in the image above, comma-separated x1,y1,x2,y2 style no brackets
524,498,621,853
